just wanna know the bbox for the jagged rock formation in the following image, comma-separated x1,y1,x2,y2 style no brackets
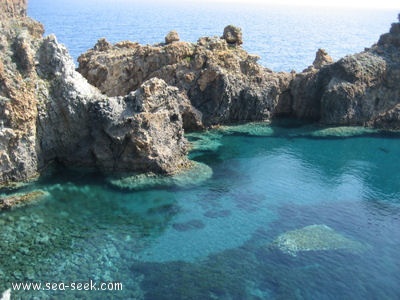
78,26,293,127
36,36,190,174
222,25,243,46
277,15,400,128
0,0,44,183
78,20,400,129
0,0,190,186
1,0,26,18
165,30,180,44
1,0,400,187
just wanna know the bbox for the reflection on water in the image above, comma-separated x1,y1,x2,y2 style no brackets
1,124,399,299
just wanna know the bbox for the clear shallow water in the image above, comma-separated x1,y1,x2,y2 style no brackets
1,123,400,299
28,0,398,71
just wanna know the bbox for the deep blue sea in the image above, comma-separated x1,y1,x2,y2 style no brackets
1,1,400,299
28,0,398,71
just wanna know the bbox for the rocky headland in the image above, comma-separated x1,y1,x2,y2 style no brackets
0,0,190,187
78,16,400,130
0,0,400,188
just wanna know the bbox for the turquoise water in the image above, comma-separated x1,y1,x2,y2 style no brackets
1,123,400,299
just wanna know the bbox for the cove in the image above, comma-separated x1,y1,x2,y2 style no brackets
1,123,400,299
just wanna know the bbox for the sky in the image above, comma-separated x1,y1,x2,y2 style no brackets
186,0,400,9
69,0,400,9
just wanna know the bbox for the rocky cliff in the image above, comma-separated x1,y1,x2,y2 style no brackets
1,0,399,186
78,27,293,127
0,0,26,18
0,0,190,185
287,15,400,128
78,18,400,130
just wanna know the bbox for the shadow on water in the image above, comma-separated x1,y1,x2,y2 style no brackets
0,165,184,298
131,195,400,300
1,123,400,299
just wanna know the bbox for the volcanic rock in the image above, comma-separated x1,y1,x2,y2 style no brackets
165,30,180,44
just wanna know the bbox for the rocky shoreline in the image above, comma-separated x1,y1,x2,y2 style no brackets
0,0,399,188
77,17,400,130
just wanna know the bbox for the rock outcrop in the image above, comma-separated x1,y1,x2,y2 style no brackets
0,0,44,183
36,36,190,174
78,26,293,127
165,30,180,44
1,0,400,187
78,19,400,129
284,15,400,127
0,0,190,185
0,0,26,18
222,25,243,46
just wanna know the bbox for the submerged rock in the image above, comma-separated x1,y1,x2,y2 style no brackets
186,131,223,153
0,190,48,210
108,161,212,190
309,126,378,138
271,224,365,257
172,219,205,232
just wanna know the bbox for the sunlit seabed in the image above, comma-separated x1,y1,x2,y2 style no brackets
1,123,400,299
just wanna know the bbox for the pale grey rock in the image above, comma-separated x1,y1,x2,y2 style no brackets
36,36,190,173
272,224,366,257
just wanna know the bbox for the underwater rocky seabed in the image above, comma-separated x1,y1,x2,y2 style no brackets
1,123,400,299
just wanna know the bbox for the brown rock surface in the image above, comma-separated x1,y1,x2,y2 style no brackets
0,0,26,18
0,0,190,185
78,26,293,127
78,19,400,129
165,30,180,44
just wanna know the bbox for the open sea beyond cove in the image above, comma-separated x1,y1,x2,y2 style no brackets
0,1,399,299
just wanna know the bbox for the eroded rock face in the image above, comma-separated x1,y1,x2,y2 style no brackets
0,2,44,183
1,4,400,187
271,224,366,257
165,30,180,44
222,25,243,45
78,26,293,127
78,19,400,129
0,0,26,18
36,36,190,174
0,2,190,185
289,19,400,127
